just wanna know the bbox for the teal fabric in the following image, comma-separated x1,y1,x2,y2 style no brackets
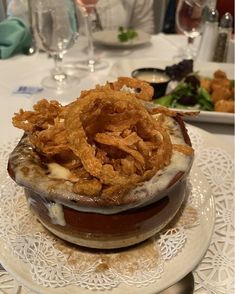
0,17,32,59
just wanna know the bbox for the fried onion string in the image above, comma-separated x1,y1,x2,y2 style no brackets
12,79,193,199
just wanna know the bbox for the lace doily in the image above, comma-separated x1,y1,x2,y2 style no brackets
0,126,234,294
188,127,235,294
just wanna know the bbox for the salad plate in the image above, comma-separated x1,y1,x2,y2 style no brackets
93,30,151,48
109,59,234,124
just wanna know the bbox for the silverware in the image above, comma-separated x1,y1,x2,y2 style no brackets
23,45,36,56
24,0,36,56
0,263,5,271
159,272,194,294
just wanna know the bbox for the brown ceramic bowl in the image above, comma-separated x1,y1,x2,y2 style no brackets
23,182,186,249
8,116,193,249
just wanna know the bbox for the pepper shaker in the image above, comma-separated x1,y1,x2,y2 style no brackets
213,12,233,62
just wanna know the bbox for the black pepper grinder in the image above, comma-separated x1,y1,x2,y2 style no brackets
213,12,233,62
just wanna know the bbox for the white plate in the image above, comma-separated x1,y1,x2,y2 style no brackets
93,30,151,48
108,58,235,124
0,168,215,294
0,125,216,294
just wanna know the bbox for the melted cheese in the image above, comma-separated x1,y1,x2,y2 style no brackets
48,163,72,180
131,150,191,202
47,202,66,226
48,163,78,182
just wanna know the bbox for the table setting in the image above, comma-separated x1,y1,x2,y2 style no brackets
0,0,234,293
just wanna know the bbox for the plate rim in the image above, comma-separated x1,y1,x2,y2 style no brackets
93,29,151,48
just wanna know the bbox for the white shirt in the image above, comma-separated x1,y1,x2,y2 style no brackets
78,0,155,34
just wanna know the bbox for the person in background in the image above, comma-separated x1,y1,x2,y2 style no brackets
77,0,155,35
6,0,28,23
162,0,177,34
0,0,7,21
7,0,155,34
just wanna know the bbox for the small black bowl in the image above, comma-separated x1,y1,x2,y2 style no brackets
131,67,171,99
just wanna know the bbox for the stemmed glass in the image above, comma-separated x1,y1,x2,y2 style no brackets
76,0,108,72
32,0,79,89
176,0,207,59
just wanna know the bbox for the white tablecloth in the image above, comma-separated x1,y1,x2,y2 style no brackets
0,34,234,293
0,34,234,143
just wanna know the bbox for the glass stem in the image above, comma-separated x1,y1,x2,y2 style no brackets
186,36,195,59
84,12,95,70
51,53,67,83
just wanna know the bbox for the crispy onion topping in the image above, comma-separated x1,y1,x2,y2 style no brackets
12,78,193,199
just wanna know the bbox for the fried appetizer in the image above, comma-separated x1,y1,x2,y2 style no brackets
200,69,234,113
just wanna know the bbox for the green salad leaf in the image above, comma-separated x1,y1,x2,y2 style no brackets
118,26,138,42
154,74,214,111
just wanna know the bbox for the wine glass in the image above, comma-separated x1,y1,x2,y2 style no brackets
176,0,208,59
32,0,79,89
76,0,108,72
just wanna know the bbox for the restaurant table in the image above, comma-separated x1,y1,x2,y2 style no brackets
0,34,234,294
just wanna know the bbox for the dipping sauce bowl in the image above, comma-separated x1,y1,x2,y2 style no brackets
132,68,171,98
